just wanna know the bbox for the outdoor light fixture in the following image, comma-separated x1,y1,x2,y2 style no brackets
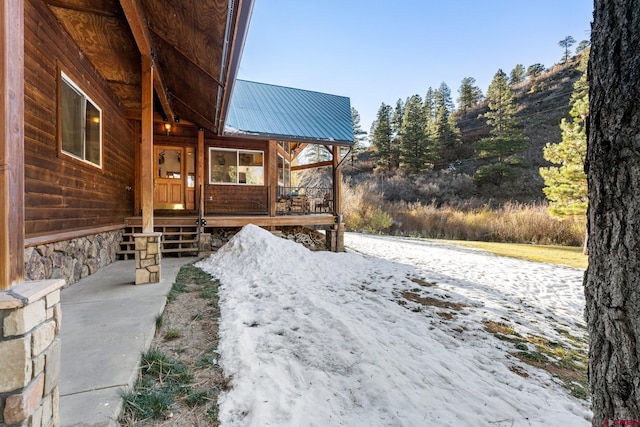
164,122,172,135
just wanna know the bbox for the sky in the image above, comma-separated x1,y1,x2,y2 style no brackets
236,0,594,134
196,225,590,425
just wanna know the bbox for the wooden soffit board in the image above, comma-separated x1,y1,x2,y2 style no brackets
45,0,141,111
44,0,249,133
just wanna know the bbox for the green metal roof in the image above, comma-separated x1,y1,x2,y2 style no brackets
225,80,354,144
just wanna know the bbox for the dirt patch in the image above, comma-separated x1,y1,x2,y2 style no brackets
483,320,589,400
401,291,468,311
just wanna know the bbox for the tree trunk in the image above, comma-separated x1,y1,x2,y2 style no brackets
585,2,640,425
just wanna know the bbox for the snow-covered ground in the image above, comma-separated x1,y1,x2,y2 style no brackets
196,226,591,426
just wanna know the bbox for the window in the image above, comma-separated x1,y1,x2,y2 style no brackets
209,148,264,185
277,154,290,188
60,72,102,167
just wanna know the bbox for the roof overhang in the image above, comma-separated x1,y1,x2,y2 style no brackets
45,0,254,134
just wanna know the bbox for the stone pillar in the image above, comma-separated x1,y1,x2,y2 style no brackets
198,233,211,252
133,233,162,284
0,278,64,426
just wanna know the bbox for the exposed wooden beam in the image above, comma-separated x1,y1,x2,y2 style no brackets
171,94,218,133
148,27,224,88
46,0,121,18
119,0,174,122
290,143,307,161
291,161,333,171
140,54,154,232
0,0,24,289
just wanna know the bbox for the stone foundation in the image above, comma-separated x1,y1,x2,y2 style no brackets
0,279,65,426
24,230,123,286
134,233,162,284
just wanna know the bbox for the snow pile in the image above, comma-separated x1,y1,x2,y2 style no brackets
196,225,591,426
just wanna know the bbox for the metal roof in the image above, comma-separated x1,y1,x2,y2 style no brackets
225,80,354,145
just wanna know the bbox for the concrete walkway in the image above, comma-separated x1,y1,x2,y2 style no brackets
59,257,197,427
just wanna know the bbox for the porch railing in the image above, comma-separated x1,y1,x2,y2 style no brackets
203,186,334,216
276,186,333,215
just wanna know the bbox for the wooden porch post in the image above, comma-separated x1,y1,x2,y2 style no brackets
0,0,24,289
197,128,205,214
140,55,154,233
330,145,344,252
332,145,342,216
133,55,162,284
0,3,65,425
269,140,278,218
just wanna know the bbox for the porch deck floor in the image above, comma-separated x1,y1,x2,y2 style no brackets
59,257,197,426
125,213,336,228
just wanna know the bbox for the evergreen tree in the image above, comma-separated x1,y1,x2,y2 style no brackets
350,106,367,153
575,39,590,56
509,64,526,85
391,98,404,134
457,77,483,114
526,63,545,79
390,99,404,168
399,94,430,173
474,69,528,186
558,35,576,64
423,87,436,135
371,103,394,170
432,82,461,158
540,52,588,217
481,69,519,134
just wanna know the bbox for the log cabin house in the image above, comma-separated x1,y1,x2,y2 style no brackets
0,0,352,421
7,0,352,289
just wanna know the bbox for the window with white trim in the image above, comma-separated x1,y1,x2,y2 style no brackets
60,72,102,167
209,148,264,185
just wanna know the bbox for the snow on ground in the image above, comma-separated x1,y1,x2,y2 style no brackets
196,225,591,426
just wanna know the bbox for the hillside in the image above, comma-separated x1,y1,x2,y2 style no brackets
343,56,584,206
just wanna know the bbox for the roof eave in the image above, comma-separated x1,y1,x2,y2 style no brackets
217,0,255,135
223,130,354,146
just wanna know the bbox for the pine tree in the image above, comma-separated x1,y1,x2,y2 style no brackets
457,77,483,114
526,63,545,79
432,82,461,160
350,106,367,153
389,99,404,169
482,69,519,134
399,94,430,173
575,39,590,56
423,87,436,136
371,103,394,171
474,69,528,186
509,64,526,85
540,52,588,217
558,35,576,64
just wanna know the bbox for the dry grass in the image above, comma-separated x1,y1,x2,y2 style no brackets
392,202,585,246
442,240,587,269
120,263,227,426
341,178,586,247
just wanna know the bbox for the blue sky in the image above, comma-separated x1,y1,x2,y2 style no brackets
236,1,593,133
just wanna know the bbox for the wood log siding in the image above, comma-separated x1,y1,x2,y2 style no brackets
24,0,135,237
205,185,269,214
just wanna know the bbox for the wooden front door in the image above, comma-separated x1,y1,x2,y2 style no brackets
155,146,184,209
